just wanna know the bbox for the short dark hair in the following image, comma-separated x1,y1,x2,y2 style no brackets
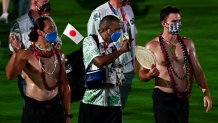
160,6,181,22
99,15,120,32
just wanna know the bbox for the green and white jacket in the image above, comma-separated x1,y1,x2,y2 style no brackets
82,33,124,106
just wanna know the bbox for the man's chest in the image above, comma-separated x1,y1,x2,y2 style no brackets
26,55,60,77
155,44,188,66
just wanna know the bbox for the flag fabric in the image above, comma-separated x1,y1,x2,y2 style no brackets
63,23,84,44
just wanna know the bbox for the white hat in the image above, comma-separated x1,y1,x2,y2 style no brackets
135,46,156,69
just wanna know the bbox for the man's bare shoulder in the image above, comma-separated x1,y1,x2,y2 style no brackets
145,37,160,51
181,36,193,42
181,36,195,49
55,49,65,62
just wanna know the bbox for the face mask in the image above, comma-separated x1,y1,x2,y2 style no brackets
37,2,51,15
167,22,181,35
45,31,57,44
111,31,122,42
122,0,132,5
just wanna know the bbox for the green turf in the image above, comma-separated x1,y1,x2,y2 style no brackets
0,0,218,122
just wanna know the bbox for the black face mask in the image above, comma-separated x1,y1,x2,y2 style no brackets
38,2,51,15
122,0,132,5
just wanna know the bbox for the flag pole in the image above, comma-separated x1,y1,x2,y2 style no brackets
60,33,64,39
60,23,69,39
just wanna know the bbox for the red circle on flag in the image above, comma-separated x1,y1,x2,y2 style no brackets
69,30,76,37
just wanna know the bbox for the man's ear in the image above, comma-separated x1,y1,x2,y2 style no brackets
161,20,165,27
162,20,168,28
37,29,44,36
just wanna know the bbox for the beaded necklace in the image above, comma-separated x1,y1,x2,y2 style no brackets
31,43,62,91
33,43,54,58
159,34,194,99
35,43,52,52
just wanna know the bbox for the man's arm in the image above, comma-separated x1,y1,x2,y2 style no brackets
130,16,138,73
132,34,139,73
93,40,129,68
188,39,212,112
93,49,125,68
139,64,158,82
6,50,27,79
6,22,24,79
59,53,71,122
139,42,159,82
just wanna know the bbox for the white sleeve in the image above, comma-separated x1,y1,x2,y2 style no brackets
87,10,101,36
83,36,101,69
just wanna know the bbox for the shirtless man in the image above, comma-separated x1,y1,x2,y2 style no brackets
139,6,212,123
8,0,62,107
6,16,71,123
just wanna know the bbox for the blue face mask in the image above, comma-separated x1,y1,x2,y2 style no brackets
111,31,122,42
45,31,57,44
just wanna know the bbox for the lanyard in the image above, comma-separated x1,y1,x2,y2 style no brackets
108,2,126,33
28,11,36,25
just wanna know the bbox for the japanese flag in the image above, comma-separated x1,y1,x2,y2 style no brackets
63,23,84,44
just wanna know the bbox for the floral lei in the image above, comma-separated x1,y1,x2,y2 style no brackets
159,34,194,99
31,43,62,91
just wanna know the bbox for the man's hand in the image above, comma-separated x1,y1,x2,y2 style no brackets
139,64,159,82
148,64,159,78
203,95,212,112
120,39,130,53
10,32,21,52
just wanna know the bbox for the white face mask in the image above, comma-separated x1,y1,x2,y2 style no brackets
167,22,181,35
